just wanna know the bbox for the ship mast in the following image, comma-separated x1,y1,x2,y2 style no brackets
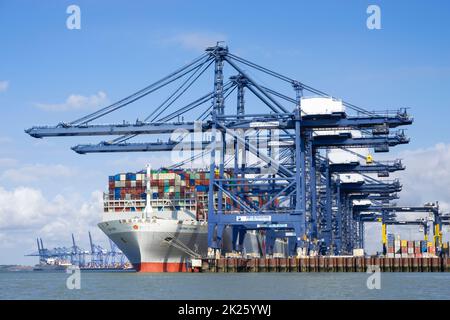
144,164,153,219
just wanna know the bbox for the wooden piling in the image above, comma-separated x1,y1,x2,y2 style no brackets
197,256,449,273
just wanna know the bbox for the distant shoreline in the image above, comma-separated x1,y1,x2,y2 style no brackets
0,265,33,272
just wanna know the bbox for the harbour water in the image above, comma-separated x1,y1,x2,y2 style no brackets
0,271,449,300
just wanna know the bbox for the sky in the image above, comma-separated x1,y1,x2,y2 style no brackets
0,0,450,264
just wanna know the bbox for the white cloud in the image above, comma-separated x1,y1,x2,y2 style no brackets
394,143,450,212
362,143,450,255
164,32,227,51
0,186,103,247
0,232,15,248
0,80,9,92
35,91,108,112
0,158,18,167
0,136,12,144
1,163,76,183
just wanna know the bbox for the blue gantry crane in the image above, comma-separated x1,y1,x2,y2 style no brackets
26,43,434,257
26,233,128,269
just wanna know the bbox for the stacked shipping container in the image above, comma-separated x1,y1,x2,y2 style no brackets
105,168,276,219
385,233,449,258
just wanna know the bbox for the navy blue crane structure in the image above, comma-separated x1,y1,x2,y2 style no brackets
26,43,419,257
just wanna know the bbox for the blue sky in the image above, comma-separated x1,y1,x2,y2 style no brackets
0,0,449,264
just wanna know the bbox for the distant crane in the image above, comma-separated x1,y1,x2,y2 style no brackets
26,232,129,269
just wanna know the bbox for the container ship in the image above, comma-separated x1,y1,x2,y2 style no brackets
98,166,284,272
33,258,72,271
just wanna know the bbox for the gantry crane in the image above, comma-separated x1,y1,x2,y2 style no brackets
355,203,448,254
26,43,417,257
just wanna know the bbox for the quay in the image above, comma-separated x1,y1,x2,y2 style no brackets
191,257,450,273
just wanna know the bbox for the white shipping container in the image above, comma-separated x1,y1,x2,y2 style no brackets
328,148,370,165
131,181,136,187
115,181,125,188
338,173,365,184
159,173,168,180
395,241,401,254
120,174,126,181
191,259,202,268
352,200,372,206
300,97,345,116
160,173,177,180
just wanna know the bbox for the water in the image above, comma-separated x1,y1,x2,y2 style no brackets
0,271,449,300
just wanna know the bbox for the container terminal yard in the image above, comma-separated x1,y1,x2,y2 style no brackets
25,44,450,272
26,233,132,271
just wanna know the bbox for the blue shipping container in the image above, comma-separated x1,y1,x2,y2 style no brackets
196,185,208,192
421,242,427,252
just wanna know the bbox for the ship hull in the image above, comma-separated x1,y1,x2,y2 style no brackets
98,218,263,272
98,218,208,272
